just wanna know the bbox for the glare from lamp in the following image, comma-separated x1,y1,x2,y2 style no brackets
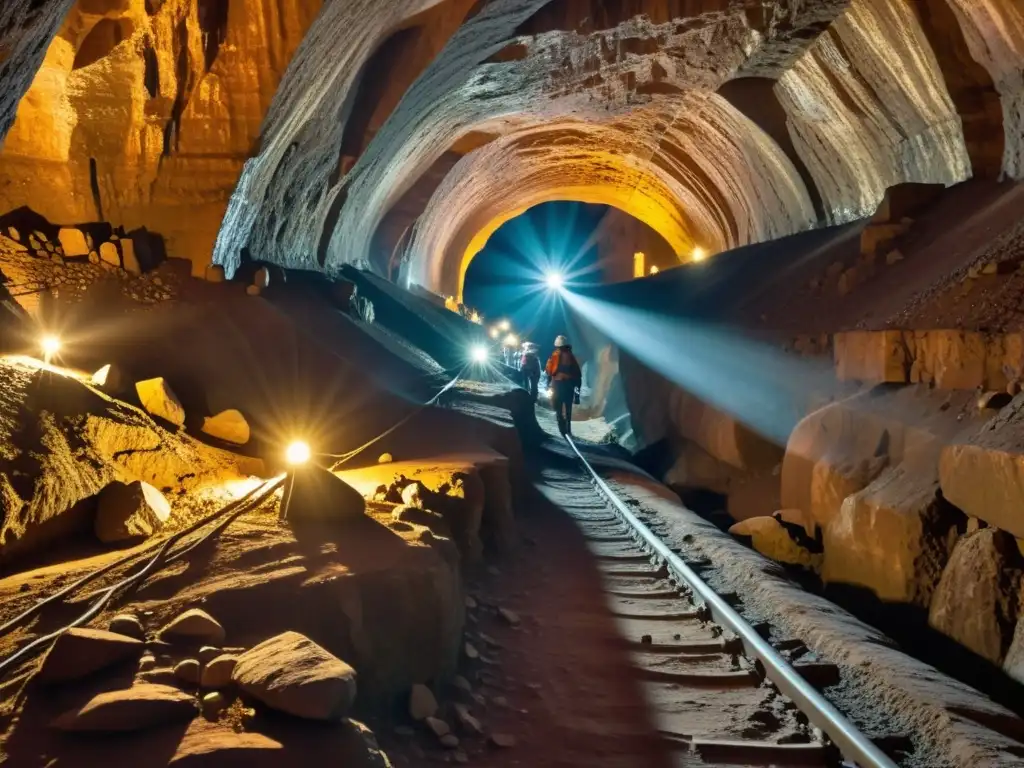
545,271,564,290
470,344,489,363
504,334,518,347
489,327,500,339
41,335,61,359
692,246,707,262
498,319,511,332
285,440,311,466
649,266,660,275
470,311,481,324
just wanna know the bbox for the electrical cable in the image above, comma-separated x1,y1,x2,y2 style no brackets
325,363,468,468
0,477,283,681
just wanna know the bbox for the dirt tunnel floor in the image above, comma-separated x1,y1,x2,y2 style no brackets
374,432,674,767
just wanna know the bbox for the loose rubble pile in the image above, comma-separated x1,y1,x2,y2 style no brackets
8,606,390,766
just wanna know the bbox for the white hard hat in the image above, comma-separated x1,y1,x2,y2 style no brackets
554,335,569,347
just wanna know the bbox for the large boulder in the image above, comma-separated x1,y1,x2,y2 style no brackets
37,628,143,683
928,529,1023,664
136,377,186,426
52,684,196,732
201,409,250,445
285,465,366,523
231,631,357,720
95,480,171,542
940,394,1024,538
822,463,962,605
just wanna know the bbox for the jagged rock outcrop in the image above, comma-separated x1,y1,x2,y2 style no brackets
0,0,321,270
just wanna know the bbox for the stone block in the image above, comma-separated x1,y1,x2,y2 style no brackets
135,377,186,426
822,464,961,605
201,409,250,445
128,229,166,273
928,529,1022,664
99,241,120,267
120,237,141,275
911,330,987,390
58,228,89,257
940,395,1024,537
833,330,908,383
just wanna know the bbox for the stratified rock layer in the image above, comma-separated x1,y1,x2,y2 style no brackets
0,0,1020,290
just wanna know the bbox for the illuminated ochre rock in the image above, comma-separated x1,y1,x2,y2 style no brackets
0,0,1020,284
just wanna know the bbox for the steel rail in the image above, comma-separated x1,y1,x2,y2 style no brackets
564,435,898,768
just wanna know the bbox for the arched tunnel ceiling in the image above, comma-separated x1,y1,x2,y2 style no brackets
0,0,1021,287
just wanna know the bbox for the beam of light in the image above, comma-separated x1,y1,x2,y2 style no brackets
285,440,312,466
561,292,835,446
545,271,564,290
470,344,489,363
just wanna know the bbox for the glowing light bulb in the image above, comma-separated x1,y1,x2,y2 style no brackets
470,344,488,363
285,440,311,466
498,320,511,332
649,266,660,275
692,247,707,262
504,334,518,347
545,271,564,290
41,335,61,359
489,327,500,339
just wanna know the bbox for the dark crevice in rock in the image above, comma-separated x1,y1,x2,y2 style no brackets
72,17,133,70
318,186,348,267
163,18,192,157
912,0,1005,179
197,0,230,72
143,42,159,98
718,77,826,220
88,157,104,220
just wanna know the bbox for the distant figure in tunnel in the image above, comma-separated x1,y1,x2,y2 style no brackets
545,335,582,436
520,342,541,403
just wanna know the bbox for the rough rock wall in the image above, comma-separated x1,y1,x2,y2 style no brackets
0,0,77,144
775,0,971,224
0,0,321,271
1,0,1021,282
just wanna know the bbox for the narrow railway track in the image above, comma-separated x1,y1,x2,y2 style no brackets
561,435,898,768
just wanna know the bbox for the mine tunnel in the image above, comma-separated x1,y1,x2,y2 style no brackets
1,0,1024,766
